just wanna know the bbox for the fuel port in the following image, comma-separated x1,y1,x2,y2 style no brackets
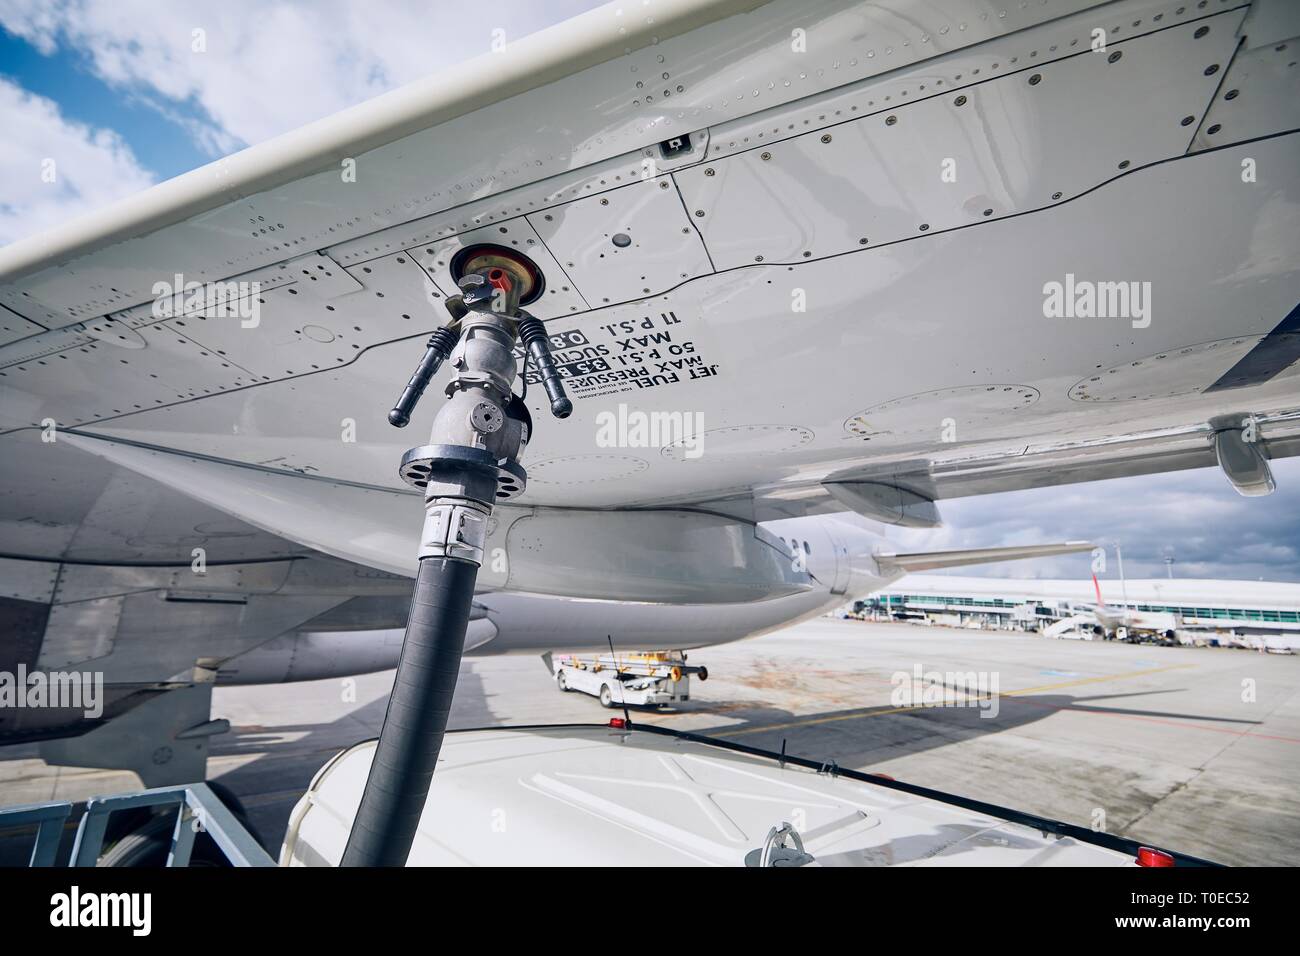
449,244,545,305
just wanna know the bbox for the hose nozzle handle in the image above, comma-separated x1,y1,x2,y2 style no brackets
517,315,572,419
388,325,460,427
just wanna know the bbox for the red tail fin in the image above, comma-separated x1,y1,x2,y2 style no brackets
1092,573,1104,607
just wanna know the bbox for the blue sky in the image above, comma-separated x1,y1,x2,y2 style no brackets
0,27,210,181
1,1,1297,583
0,0,605,240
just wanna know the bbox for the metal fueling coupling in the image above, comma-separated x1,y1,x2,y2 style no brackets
396,268,536,515
390,264,574,513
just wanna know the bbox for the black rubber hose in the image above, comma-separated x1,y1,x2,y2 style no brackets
340,555,478,867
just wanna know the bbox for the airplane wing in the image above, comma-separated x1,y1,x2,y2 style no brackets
2,0,1297,558
874,542,1095,574
2,0,1299,787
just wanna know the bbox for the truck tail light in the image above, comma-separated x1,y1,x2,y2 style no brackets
1136,846,1175,867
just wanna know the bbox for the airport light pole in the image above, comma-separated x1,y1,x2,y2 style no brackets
341,263,570,867
1114,541,1129,610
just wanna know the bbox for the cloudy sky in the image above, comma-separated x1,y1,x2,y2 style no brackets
0,0,603,242
886,458,1300,583
2,1,1297,584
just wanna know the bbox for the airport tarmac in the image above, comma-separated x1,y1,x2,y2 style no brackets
3,618,1298,866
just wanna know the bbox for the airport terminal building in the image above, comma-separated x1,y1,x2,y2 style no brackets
864,575,1300,635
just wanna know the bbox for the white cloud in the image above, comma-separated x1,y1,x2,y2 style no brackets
886,458,1300,582
0,77,156,245
0,0,601,242
0,0,604,153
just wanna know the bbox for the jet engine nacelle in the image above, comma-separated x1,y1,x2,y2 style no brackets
477,508,814,604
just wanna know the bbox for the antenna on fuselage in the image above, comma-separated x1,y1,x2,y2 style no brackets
606,634,632,729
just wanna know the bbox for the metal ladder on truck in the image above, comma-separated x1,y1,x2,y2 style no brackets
0,783,275,867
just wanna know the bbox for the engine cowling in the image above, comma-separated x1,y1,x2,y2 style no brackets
476,508,814,604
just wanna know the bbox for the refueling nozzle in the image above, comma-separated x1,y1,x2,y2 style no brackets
348,263,570,869
387,269,572,430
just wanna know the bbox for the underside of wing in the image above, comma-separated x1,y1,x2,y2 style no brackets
0,0,1298,564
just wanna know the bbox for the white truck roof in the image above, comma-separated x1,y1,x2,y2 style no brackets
281,724,1149,867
